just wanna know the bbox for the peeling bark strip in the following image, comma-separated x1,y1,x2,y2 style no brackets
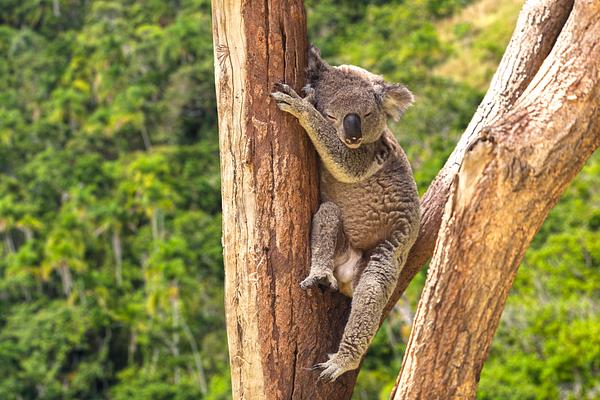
211,1,355,399
393,0,600,398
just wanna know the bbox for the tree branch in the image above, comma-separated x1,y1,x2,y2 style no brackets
392,0,600,397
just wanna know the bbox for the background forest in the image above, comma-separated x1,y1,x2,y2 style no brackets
0,0,598,399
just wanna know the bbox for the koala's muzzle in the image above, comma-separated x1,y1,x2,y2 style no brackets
343,113,362,148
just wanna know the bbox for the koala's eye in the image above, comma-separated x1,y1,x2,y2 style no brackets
326,113,337,121
364,112,373,118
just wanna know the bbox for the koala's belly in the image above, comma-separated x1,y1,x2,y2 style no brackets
322,174,407,251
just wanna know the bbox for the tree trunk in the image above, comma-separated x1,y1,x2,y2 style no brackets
392,0,600,398
211,1,354,399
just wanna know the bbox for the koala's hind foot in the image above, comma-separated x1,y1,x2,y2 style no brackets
312,352,360,382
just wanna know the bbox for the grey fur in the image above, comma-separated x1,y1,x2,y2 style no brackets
271,45,420,382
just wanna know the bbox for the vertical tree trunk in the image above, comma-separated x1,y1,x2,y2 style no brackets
392,0,600,398
211,1,354,398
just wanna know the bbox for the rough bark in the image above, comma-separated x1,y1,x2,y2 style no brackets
211,1,354,399
392,0,600,398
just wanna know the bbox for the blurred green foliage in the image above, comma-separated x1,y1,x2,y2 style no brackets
0,0,597,399
0,1,227,399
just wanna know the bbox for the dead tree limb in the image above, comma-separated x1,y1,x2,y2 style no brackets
392,0,600,397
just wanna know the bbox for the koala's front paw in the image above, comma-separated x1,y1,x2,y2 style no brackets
311,353,359,382
300,270,338,291
271,83,307,118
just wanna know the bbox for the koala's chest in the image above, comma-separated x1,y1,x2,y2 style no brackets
320,167,411,251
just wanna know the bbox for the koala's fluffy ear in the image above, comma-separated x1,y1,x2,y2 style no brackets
376,83,414,121
307,45,329,84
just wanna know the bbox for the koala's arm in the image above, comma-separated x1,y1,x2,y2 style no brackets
271,83,386,183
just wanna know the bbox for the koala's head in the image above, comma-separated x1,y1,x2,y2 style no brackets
305,45,414,149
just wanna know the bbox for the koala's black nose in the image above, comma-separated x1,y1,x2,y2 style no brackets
343,113,362,145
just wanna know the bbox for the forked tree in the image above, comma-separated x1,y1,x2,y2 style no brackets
211,0,600,398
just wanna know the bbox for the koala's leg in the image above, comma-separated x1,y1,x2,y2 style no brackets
300,202,344,291
315,230,412,382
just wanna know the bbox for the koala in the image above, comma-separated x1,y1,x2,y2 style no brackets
271,46,420,382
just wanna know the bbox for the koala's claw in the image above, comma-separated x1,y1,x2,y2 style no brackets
274,82,301,98
318,364,344,383
300,271,338,291
271,90,303,117
270,91,292,105
311,353,354,382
